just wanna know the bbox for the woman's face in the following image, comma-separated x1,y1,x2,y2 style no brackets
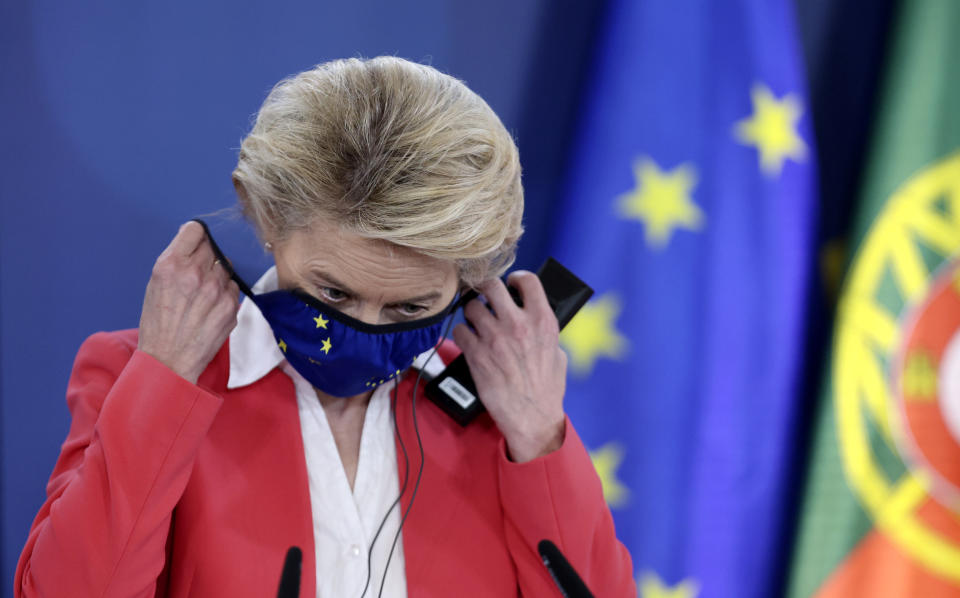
271,217,460,326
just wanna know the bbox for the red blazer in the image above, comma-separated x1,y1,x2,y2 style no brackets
15,330,635,597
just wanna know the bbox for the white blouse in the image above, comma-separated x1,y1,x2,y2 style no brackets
226,267,408,598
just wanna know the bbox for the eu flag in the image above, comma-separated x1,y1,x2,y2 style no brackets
552,1,816,596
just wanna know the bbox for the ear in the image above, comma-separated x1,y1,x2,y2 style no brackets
454,287,481,310
232,176,249,202
233,178,278,249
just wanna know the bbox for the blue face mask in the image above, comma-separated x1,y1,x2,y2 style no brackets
195,221,459,397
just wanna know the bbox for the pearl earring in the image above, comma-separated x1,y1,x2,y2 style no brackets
264,241,273,251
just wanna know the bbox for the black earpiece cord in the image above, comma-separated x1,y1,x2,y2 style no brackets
358,313,458,598
357,379,410,598
377,313,457,597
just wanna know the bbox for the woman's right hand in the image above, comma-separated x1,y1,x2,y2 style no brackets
137,221,240,384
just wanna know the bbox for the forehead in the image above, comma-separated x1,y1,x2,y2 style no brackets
276,219,457,296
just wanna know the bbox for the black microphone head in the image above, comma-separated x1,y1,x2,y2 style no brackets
538,540,595,598
538,539,555,560
277,546,303,598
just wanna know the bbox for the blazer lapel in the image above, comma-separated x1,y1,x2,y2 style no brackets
201,344,317,598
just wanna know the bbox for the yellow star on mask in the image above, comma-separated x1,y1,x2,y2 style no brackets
589,442,629,508
314,314,329,329
320,337,332,355
734,83,807,176
639,572,699,598
278,339,287,353
559,293,628,375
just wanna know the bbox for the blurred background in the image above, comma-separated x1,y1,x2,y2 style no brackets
2,0,959,596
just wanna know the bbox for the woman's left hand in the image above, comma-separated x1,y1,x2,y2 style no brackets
452,271,567,463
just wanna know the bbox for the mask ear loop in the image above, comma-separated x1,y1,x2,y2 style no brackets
452,288,479,311
356,310,459,598
189,218,256,299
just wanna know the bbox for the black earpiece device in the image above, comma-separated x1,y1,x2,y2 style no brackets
424,257,593,426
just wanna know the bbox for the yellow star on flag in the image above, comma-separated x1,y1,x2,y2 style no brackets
733,83,807,176
639,572,699,598
320,337,332,355
314,314,329,329
616,157,704,248
559,293,628,375
278,339,287,353
590,442,629,508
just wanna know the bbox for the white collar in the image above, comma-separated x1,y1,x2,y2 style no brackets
228,267,286,389
227,266,449,390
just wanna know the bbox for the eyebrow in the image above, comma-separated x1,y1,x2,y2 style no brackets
311,270,444,305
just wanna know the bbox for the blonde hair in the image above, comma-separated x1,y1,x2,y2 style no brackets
232,56,524,286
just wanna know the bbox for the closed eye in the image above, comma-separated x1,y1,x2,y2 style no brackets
319,287,349,303
393,303,429,317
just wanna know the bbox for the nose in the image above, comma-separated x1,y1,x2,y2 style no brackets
341,303,385,326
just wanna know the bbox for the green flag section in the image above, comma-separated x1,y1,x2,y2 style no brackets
787,1,960,597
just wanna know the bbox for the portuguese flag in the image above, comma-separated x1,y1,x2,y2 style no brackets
786,1,960,596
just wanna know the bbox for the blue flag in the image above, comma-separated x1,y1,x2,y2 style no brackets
553,1,816,596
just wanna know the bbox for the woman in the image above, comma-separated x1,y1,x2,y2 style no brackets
15,57,634,597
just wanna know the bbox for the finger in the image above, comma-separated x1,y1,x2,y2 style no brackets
451,322,480,354
188,238,216,269
224,279,241,299
211,259,232,288
213,289,241,327
463,297,499,338
214,256,235,270
478,278,521,323
194,276,225,312
221,262,239,289
186,286,235,344
205,244,229,273
506,271,552,317
166,221,207,258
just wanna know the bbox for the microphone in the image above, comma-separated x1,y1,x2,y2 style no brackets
538,540,595,598
276,546,303,598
